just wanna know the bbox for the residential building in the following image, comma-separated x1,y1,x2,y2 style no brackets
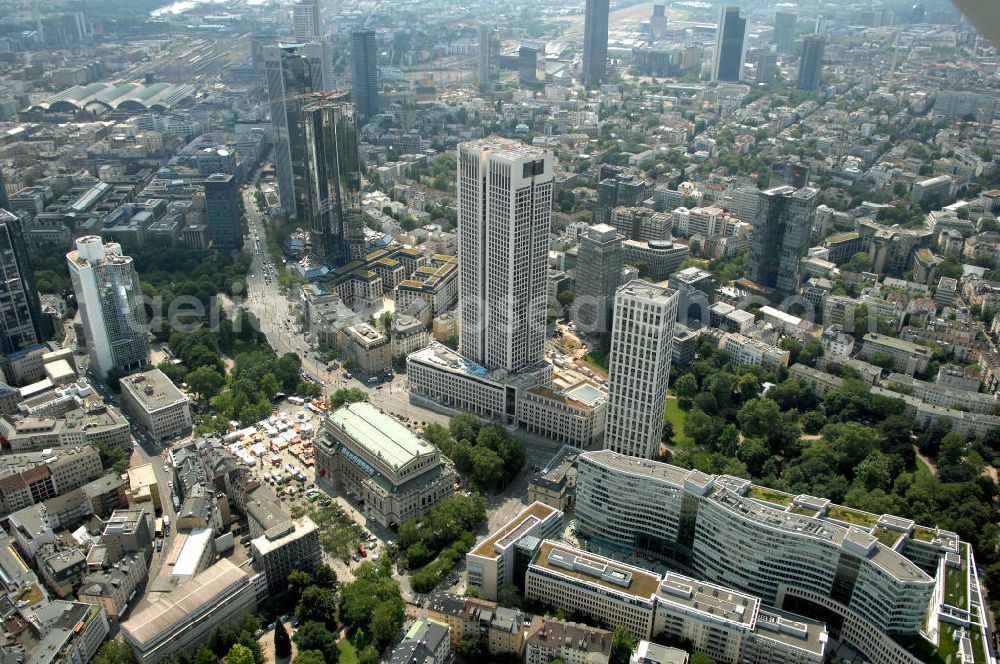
466,501,564,601
302,93,364,267
575,224,624,333
911,175,952,206
603,281,678,459
796,34,825,91
266,42,324,217
747,186,818,299
125,464,161,513
885,373,998,414
396,255,459,315
13,601,109,664
0,445,102,515
0,403,129,453
203,173,242,249
859,333,931,375
0,210,50,358
427,594,525,654
120,560,258,664
37,546,87,598
77,553,148,619
524,615,613,664
457,139,553,373
351,30,379,118
713,6,748,82
388,618,451,664
102,508,154,563
66,236,148,377
719,332,790,370
250,516,321,593
582,0,610,86
119,369,192,442
314,402,457,527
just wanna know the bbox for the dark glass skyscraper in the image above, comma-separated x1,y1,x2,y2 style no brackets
350,30,379,118
302,93,364,268
713,6,747,82
204,174,243,249
265,43,324,219
0,168,8,211
0,210,50,355
748,186,818,298
797,34,826,91
582,0,610,87
773,11,797,52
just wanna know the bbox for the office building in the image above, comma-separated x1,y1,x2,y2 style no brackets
713,6,748,82
302,93,364,267
859,333,932,375
575,224,624,333
478,24,494,91
0,446,103,515
265,42,324,218
573,450,985,664
351,30,379,118
0,210,50,357
582,0,610,87
314,402,456,527
623,240,690,280
66,236,149,377
911,175,952,206
797,34,826,91
119,369,192,442
77,553,147,619
518,45,544,88
747,186,818,299
0,168,8,211
650,4,668,40
603,281,678,459
457,138,553,373
203,173,242,249
250,516,320,593
120,560,258,664
292,0,320,41
465,501,564,601
0,404,130,454
773,11,797,51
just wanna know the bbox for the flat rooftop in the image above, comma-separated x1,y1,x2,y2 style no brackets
251,517,318,556
470,502,558,559
532,540,661,602
328,402,435,471
121,369,188,411
657,572,758,627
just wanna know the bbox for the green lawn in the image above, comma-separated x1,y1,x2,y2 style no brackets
337,636,359,664
914,456,936,482
664,398,691,445
584,351,608,372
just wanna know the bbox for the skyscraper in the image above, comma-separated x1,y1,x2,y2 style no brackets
603,280,678,459
650,4,668,40
582,0,610,87
0,210,49,356
457,138,553,373
478,23,494,92
292,0,320,41
747,186,818,298
518,45,544,88
773,11,797,52
204,174,243,249
302,93,364,268
67,236,149,378
350,30,379,118
575,224,624,334
713,6,748,82
797,34,826,91
265,43,324,219
0,168,8,211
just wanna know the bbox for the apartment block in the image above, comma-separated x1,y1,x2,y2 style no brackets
859,333,932,376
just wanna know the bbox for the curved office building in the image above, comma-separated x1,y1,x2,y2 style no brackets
575,450,993,664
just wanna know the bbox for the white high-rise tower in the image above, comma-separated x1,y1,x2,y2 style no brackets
603,280,678,459
457,138,554,373
67,236,149,378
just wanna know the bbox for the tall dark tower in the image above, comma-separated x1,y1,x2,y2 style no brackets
303,93,364,267
713,6,748,82
265,43,324,219
0,210,51,354
350,30,379,118
204,174,243,249
797,34,826,91
773,11,797,52
0,168,8,211
747,186,818,299
582,0,610,87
